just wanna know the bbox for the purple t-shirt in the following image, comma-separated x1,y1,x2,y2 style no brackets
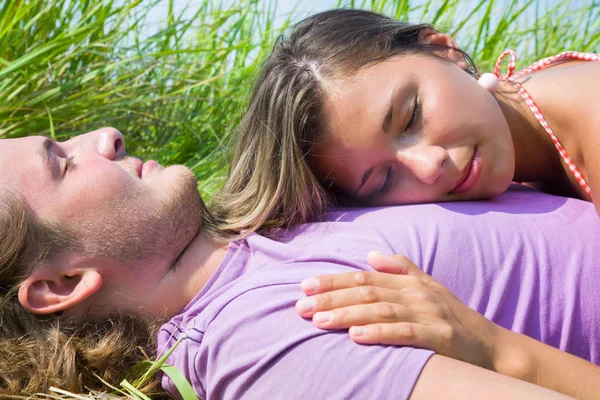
158,185,600,399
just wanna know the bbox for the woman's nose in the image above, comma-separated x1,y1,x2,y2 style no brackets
396,144,448,185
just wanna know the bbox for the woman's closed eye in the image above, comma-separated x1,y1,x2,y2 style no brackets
372,97,419,197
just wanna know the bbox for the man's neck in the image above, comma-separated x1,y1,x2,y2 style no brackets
158,231,229,319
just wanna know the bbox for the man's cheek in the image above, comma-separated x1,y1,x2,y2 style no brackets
62,180,137,221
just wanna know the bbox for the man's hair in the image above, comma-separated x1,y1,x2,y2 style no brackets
211,8,476,237
0,188,161,395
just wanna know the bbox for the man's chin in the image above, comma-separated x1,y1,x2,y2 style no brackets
164,166,205,245
158,164,198,183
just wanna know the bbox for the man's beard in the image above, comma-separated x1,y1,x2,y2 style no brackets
80,168,204,268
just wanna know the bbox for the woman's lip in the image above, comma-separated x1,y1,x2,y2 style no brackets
451,148,482,194
141,160,159,177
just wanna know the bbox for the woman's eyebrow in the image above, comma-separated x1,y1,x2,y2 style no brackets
357,85,402,196
382,84,401,134
356,84,405,197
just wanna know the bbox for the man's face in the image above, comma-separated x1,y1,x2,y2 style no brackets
1,128,205,315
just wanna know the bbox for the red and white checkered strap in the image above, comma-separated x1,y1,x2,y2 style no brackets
493,50,599,197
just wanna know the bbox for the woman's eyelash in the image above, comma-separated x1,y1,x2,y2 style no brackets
406,96,420,129
378,166,393,195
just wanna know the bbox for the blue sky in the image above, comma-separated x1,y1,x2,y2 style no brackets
144,0,338,29
145,0,592,32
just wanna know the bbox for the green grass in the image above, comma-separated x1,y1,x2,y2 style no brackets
2,0,599,198
0,0,288,198
2,0,599,398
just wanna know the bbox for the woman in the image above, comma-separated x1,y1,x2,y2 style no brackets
212,8,599,234
212,7,600,398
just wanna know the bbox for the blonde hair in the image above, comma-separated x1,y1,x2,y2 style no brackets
0,316,162,396
211,9,476,236
211,50,331,237
0,189,162,396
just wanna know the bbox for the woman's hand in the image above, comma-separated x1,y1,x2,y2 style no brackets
297,252,600,399
295,251,501,371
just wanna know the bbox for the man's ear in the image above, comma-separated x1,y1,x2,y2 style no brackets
18,265,102,315
419,28,468,69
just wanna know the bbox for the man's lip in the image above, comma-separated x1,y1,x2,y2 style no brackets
451,148,482,194
133,157,143,178
142,160,159,177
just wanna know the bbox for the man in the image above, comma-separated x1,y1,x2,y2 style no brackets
1,128,599,398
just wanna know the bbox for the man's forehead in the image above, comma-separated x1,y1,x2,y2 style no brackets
0,136,39,179
0,136,57,211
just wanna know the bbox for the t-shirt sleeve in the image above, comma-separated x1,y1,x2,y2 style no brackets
191,281,434,400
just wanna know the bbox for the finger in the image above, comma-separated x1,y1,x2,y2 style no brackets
367,251,426,277
368,252,440,286
300,269,415,296
296,286,409,317
310,302,412,329
349,322,438,348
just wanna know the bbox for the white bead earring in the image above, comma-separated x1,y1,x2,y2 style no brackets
477,73,499,94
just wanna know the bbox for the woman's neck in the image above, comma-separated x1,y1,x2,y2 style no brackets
495,81,567,186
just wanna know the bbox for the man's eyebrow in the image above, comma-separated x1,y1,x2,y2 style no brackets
40,137,56,176
382,84,401,134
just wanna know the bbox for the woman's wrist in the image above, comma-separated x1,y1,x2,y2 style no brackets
489,325,538,383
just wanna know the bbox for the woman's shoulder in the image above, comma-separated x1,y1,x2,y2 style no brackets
518,55,600,177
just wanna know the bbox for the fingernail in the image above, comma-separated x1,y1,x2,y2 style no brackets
296,298,316,313
313,312,332,324
350,326,367,336
301,277,320,292
367,250,386,259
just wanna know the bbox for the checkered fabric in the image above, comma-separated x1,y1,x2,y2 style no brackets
493,50,600,198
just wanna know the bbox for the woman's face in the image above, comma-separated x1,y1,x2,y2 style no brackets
312,53,515,205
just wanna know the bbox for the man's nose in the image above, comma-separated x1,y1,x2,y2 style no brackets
95,127,125,160
68,127,126,160
395,144,448,185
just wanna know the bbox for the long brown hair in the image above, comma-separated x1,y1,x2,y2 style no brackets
0,188,162,396
211,9,476,236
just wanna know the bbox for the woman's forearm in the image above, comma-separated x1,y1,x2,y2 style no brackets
297,252,600,398
493,325,600,399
